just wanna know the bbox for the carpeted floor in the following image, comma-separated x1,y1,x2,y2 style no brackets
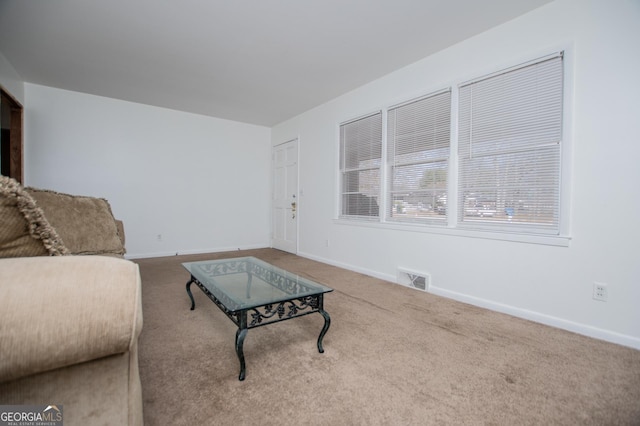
134,248,640,425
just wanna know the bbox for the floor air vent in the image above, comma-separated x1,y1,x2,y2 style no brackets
397,268,430,292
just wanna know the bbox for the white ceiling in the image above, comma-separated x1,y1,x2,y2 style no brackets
0,0,551,126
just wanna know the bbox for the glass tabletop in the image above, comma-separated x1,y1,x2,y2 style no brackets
182,257,333,312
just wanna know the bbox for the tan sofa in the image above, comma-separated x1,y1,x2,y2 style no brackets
0,176,143,426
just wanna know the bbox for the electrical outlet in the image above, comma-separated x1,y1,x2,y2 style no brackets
157,234,162,242
593,282,608,302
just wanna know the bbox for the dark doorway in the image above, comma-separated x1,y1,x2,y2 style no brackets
0,88,23,183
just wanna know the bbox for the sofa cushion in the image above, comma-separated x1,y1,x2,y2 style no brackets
27,187,125,256
0,255,143,383
0,176,69,258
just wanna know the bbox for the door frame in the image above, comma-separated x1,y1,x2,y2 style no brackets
271,137,299,254
0,86,23,183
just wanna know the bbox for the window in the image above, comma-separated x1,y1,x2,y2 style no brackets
339,112,382,218
337,51,567,241
387,89,451,223
458,52,564,234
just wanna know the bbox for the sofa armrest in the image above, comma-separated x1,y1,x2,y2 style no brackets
0,256,142,383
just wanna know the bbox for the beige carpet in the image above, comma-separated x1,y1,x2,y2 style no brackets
134,249,640,425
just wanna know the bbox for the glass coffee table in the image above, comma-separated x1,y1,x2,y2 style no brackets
183,257,333,381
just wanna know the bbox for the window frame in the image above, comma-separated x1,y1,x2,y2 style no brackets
334,48,572,247
457,51,565,235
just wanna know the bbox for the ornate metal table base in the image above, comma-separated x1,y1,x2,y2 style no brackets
186,276,331,381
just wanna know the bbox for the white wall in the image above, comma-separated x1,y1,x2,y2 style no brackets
272,0,640,349
24,84,272,258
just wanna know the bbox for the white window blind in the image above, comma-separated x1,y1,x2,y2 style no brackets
340,112,382,218
387,89,451,223
458,52,564,234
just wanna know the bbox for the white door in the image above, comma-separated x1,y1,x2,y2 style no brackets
272,139,298,253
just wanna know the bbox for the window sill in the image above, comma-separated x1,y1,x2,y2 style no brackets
333,218,571,247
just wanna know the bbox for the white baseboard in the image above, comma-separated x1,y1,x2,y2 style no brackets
127,248,640,350
297,251,397,283
428,285,640,350
298,251,640,351
126,244,269,260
